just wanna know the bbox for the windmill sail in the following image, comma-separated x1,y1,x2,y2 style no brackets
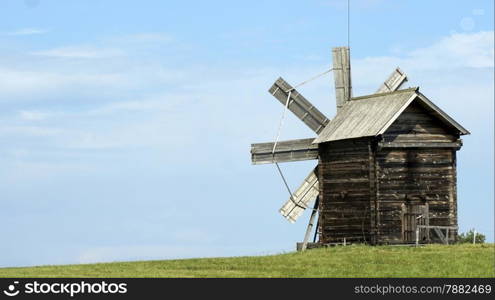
269,77,330,134
251,138,318,165
279,167,319,223
278,67,409,223
376,67,408,93
332,47,352,111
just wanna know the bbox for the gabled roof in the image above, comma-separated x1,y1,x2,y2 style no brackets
313,87,469,144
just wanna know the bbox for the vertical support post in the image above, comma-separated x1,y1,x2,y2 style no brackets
415,228,419,246
312,218,319,243
425,203,430,243
446,228,449,245
332,47,352,111
473,229,477,244
301,197,320,251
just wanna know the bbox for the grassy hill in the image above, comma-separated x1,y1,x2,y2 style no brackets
1,244,493,278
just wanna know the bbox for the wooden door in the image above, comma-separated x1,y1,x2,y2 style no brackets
401,203,429,243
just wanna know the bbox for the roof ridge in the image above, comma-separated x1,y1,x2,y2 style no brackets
350,86,419,101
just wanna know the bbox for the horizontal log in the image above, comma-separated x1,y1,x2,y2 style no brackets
378,141,462,149
251,138,317,164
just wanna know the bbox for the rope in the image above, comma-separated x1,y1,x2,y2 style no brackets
275,162,300,207
347,0,350,48
271,67,333,155
271,90,291,154
289,68,333,92
270,68,333,211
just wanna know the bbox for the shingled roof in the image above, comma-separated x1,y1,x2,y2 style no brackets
313,87,469,144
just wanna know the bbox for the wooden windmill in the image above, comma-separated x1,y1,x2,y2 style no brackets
250,47,469,248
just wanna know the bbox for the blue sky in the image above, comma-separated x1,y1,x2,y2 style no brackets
0,0,493,267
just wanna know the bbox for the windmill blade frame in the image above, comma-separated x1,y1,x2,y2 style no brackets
332,47,352,111
376,67,408,93
251,138,318,165
269,77,330,134
279,166,319,223
277,66,409,223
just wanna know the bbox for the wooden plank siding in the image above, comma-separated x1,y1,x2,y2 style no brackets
375,148,457,244
374,102,459,244
381,102,458,144
316,100,461,245
318,138,374,244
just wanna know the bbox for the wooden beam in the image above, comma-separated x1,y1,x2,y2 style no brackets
251,138,318,165
332,47,352,111
376,67,408,93
279,166,319,223
417,225,458,230
378,141,462,149
301,197,320,251
268,78,330,134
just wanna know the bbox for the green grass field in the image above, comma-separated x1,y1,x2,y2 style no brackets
1,244,493,278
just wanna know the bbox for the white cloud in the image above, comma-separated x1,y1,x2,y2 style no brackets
122,33,173,43
31,46,125,59
0,67,130,99
1,30,492,175
353,31,494,91
6,28,48,36
407,31,494,69
472,8,485,16
0,125,65,137
18,110,48,121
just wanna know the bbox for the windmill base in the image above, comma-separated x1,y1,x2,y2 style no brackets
296,242,321,251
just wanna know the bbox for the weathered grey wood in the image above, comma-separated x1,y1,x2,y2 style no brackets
268,77,330,134
296,242,320,251
417,225,458,230
433,227,446,244
401,203,428,243
301,197,320,251
416,225,457,244
251,138,318,165
314,88,470,144
332,47,352,111
368,142,377,244
314,88,416,143
424,203,430,242
251,47,468,248
376,67,408,93
416,92,470,135
415,227,419,246
318,138,372,244
279,167,319,223
378,141,462,149
313,217,319,243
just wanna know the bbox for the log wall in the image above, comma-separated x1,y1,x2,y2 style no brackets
318,138,373,244
317,101,460,245
382,102,457,143
375,148,457,243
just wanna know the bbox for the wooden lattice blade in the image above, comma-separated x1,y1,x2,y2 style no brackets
268,77,330,134
251,138,318,165
332,47,352,111
376,67,408,93
279,167,319,223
